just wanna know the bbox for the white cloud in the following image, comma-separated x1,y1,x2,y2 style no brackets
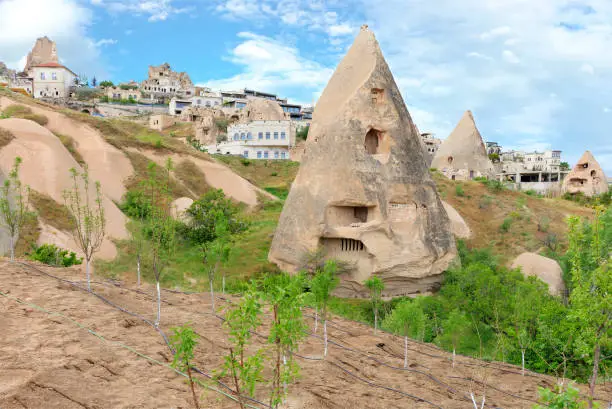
92,0,191,22
580,63,595,75
480,26,512,40
202,32,334,102
95,38,117,47
467,52,493,61
0,0,108,77
328,23,354,37
502,50,520,64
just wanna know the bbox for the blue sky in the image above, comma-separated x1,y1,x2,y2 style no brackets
1,0,611,175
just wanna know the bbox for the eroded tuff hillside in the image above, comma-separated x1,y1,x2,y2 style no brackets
2,261,610,409
0,90,272,259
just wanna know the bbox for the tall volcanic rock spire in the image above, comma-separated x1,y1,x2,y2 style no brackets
268,26,457,298
24,37,59,73
431,110,495,180
563,151,608,197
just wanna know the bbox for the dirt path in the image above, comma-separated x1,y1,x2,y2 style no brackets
1,261,609,409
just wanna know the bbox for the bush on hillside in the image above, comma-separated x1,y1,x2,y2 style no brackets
180,189,248,244
28,243,82,267
296,125,309,140
0,127,15,148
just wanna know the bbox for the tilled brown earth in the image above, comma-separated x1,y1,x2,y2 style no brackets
1,261,610,409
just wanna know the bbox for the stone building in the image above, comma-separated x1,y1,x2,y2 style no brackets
192,87,223,108
421,132,442,165
29,62,77,99
24,37,58,73
141,63,194,102
269,26,457,298
562,151,609,197
431,110,495,180
105,86,140,102
149,114,177,131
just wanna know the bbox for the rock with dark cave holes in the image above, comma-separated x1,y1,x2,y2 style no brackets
268,25,457,298
562,150,608,197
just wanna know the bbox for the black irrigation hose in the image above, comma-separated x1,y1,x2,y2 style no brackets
10,262,272,409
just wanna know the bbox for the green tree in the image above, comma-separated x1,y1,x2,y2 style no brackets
203,214,231,314
261,274,308,408
143,159,176,327
170,323,200,409
63,167,106,291
566,209,611,408
0,157,30,261
382,299,425,368
99,80,114,88
221,282,265,409
533,383,593,409
121,189,152,286
436,310,472,368
560,162,570,171
364,276,384,333
310,260,339,357
183,189,246,245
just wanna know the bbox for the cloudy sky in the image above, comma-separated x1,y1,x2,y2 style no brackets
1,0,611,174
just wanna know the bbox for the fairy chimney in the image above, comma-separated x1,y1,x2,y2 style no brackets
431,110,495,180
24,36,59,73
268,26,457,298
563,151,609,197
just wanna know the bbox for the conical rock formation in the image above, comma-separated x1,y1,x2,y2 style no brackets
269,26,457,298
24,37,59,73
562,151,608,197
431,110,495,180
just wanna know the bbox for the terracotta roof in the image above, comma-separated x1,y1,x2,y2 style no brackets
31,62,77,76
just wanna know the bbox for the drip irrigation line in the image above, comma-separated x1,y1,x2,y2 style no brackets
10,262,272,409
0,288,265,409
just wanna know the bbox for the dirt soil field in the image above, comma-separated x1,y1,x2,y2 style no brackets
1,260,610,409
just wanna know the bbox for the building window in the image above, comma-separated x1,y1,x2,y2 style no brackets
274,151,279,159
234,133,239,141
258,132,263,140
214,101,219,105
257,151,262,158
52,72,57,80
247,132,252,140
241,133,246,140
206,101,211,107
264,151,269,158
244,151,249,158
266,132,271,140
197,99,202,105
40,72,45,80
274,132,279,139
281,132,286,140
281,152,286,159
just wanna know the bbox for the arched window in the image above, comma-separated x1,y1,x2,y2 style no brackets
234,133,239,141
241,133,246,140
247,132,252,140
364,129,380,154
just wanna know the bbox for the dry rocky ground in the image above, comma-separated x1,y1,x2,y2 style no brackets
1,260,610,409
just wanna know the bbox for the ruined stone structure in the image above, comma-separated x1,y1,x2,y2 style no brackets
239,99,288,122
562,151,609,197
431,110,495,180
141,63,194,102
24,37,59,73
421,132,442,166
179,106,226,145
269,26,457,298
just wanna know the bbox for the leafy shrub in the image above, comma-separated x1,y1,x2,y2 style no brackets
121,189,152,219
479,178,505,192
296,125,309,140
525,189,538,196
500,217,513,232
270,172,278,176
533,383,592,409
28,243,82,267
455,184,465,197
240,158,251,166
538,216,550,232
0,127,15,148
181,189,248,244
479,194,492,209
263,186,289,200
22,113,48,126
215,118,229,133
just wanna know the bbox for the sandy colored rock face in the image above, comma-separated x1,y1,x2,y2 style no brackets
170,197,194,222
0,118,127,259
511,252,565,296
24,36,59,73
442,201,471,239
240,99,287,122
180,107,225,145
431,110,495,181
562,151,609,197
269,27,457,298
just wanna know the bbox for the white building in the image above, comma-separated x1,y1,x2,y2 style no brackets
501,149,562,173
169,97,192,115
191,88,223,108
207,120,295,160
29,62,76,98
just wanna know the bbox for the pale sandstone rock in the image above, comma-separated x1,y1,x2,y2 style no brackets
562,151,609,197
431,110,495,181
511,252,565,296
268,26,457,298
24,37,59,73
442,201,471,239
239,99,287,122
170,197,194,222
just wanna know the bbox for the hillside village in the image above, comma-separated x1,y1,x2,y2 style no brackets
0,26,611,409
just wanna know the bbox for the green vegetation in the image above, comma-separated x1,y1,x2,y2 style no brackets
455,184,465,197
55,132,85,164
488,152,500,163
29,190,74,232
563,189,612,208
364,276,385,333
533,383,593,409
310,260,339,357
2,104,48,126
382,299,426,368
560,161,570,171
28,243,82,267
63,167,106,291
174,160,210,198
203,215,232,313
169,323,201,409
99,80,114,88
0,126,15,148
0,157,30,261
296,124,309,141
